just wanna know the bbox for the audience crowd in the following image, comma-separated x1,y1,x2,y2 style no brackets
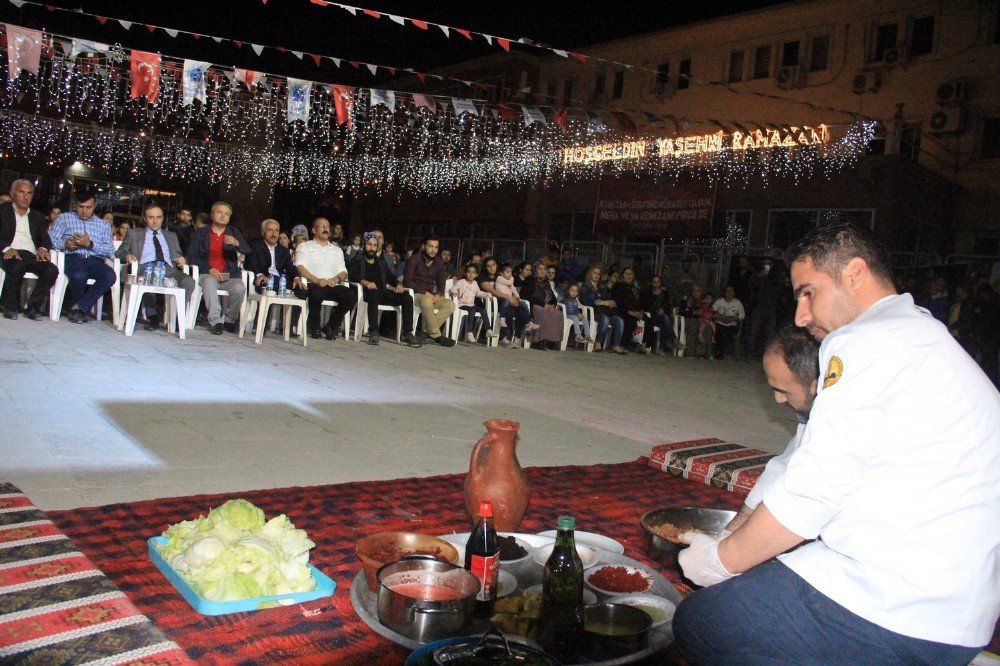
2,181,998,386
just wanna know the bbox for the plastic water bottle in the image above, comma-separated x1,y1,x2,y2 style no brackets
266,274,275,294
143,262,154,285
155,262,166,286
278,275,287,298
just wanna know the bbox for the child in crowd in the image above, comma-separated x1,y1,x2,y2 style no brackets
697,291,716,357
562,283,591,345
450,264,491,343
494,263,517,330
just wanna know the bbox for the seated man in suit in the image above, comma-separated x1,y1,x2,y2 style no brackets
348,231,419,347
0,179,59,321
49,186,116,324
187,201,251,335
114,203,196,331
246,218,298,293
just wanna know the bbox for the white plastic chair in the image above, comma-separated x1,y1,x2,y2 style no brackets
49,249,120,324
299,277,357,340
127,260,202,332
0,258,62,321
358,285,415,343
186,265,251,331
672,306,686,357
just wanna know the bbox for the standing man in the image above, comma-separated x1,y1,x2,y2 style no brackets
349,231,419,347
0,179,59,321
404,236,456,347
439,248,456,280
674,223,1000,664
294,217,356,340
187,201,250,335
172,208,193,254
49,186,116,324
246,218,297,293
115,204,196,331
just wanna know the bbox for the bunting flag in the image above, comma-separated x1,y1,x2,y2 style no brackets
69,38,110,59
287,78,311,122
412,93,435,113
233,67,263,88
5,24,42,79
498,104,519,122
612,111,637,134
553,107,568,133
369,88,395,111
129,50,160,103
181,59,211,105
586,109,607,133
451,97,478,116
332,84,355,130
521,105,545,127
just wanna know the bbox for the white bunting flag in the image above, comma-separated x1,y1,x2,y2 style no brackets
340,5,357,15
586,109,607,132
251,44,264,56
291,50,303,59
287,78,311,123
211,36,223,43
438,25,449,38
181,59,211,105
522,105,545,127
69,38,110,58
331,58,341,67
9,1,26,7
552,49,569,58
164,29,179,38
118,20,132,30
366,64,378,76
451,97,478,116
369,88,396,111
387,14,404,25
412,93,435,113
483,35,493,45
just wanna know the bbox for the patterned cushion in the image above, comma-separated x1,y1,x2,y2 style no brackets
649,438,775,497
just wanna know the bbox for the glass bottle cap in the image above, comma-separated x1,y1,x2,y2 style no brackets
557,515,575,530
479,501,493,518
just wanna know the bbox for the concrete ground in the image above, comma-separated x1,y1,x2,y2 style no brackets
0,315,797,511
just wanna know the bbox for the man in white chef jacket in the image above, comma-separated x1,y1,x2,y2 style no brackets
674,222,1000,664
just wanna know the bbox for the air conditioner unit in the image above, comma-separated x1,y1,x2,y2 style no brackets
882,45,908,66
776,65,804,89
935,79,969,106
852,69,882,94
928,107,966,134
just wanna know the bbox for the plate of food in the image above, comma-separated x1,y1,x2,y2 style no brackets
530,542,600,569
437,532,553,567
585,564,654,597
606,593,676,629
537,529,625,555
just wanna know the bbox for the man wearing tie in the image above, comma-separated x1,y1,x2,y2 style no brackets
246,218,298,293
115,204,196,331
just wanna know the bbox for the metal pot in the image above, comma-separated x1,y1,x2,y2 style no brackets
582,602,652,660
377,558,479,643
433,628,560,665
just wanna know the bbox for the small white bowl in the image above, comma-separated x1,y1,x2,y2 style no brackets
584,564,654,596
524,583,597,605
606,593,676,629
530,542,600,570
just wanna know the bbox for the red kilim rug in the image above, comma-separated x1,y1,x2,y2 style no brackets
46,458,737,664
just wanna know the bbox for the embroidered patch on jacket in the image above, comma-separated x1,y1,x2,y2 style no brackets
823,356,843,388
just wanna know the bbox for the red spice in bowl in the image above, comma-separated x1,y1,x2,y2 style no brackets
586,565,653,594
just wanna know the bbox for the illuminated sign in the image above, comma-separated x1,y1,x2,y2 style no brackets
562,125,830,164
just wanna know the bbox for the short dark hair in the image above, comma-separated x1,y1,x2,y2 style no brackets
787,221,893,285
74,186,96,203
142,202,164,216
424,235,441,245
765,325,820,389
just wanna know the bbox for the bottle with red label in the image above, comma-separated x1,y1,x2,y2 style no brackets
465,500,501,618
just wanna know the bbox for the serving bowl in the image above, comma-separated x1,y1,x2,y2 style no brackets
640,507,736,559
530,542,600,569
606,593,676,629
357,532,461,592
584,564,653,597
376,558,479,643
582,602,652,660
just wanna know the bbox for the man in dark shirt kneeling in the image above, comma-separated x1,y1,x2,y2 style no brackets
349,232,419,347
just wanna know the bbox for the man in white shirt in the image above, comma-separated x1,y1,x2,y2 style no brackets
0,179,58,320
675,222,1000,664
294,217,356,340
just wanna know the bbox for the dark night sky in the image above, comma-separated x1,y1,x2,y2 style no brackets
1,0,789,86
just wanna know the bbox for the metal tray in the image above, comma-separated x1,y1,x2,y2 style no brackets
350,548,681,664
148,536,336,615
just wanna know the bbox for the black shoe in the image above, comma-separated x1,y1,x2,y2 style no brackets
368,331,380,346
143,316,160,332
310,328,322,339
533,341,549,351
23,306,42,321
224,322,238,334
403,332,423,347
68,309,89,324
322,324,336,340
210,323,225,335
435,335,456,347
3,310,17,320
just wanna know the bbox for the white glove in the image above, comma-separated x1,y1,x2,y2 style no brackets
678,531,737,587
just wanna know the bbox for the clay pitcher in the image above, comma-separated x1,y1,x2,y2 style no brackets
464,419,529,532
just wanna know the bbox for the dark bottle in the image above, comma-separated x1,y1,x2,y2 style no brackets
536,514,584,663
464,500,501,619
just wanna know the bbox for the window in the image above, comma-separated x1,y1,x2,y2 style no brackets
899,122,922,161
809,35,830,71
678,59,691,90
910,15,935,56
655,62,670,92
753,45,772,79
562,79,574,106
546,82,557,104
873,22,899,61
982,117,1000,159
782,40,800,67
612,70,624,99
727,50,744,83
593,72,605,99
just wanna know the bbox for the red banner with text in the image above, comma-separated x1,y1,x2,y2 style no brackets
595,177,715,237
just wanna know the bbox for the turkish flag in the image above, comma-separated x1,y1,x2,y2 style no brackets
130,50,160,103
332,84,355,130
233,67,262,88
554,107,568,133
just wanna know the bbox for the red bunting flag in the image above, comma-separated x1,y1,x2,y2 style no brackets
233,40,242,48
613,111,637,135
95,15,107,24
145,24,156,33
497,38,510,52
416,73,426,84
332,84,355,130
570,52,589,63
455,28,472,40
310,0,329,5
363,9,381,18
129,50,160,103
311,54,322,67
411,19,428,30
412,93,435,112
554,107,568,133
233,68,262,88
498,104,519,122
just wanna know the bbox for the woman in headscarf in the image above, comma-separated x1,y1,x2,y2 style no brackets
520,262,565,351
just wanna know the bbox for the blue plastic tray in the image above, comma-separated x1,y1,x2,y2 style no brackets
148,536,336,615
